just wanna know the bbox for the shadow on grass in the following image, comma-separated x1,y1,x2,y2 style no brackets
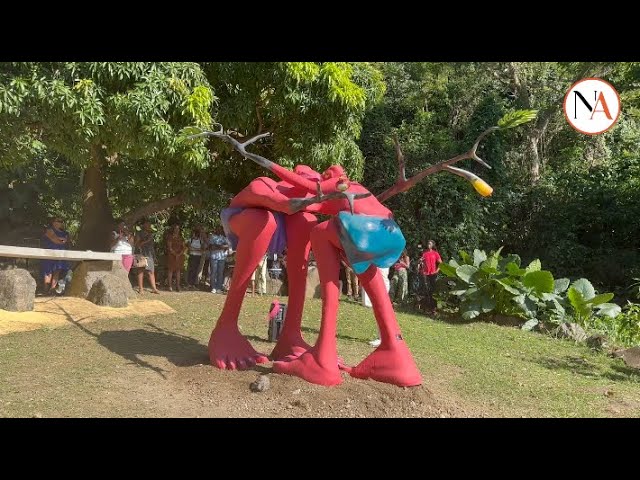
96,324,209,378
534,354,640,383
300,326,370,344
57,305,208,379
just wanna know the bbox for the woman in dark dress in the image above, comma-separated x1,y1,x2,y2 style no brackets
41,216,70,294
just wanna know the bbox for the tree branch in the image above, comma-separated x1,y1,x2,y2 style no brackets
377,127,495,203
392,135,407,183
188,125,274,170
122,194,187,225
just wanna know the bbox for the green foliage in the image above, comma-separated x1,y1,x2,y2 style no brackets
1,62,384,248
439,249,620,332
497,109,538,129
566,278,621,324
360,62,640,298
0,62,214,169
588,302,640,347
200,62,384,190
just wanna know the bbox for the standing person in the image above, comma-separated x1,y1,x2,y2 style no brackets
186,225,205,289
250,254,268,296
389,249,410,304
420,240,442,314
110,219,134,273
134,219,160,295
341,260,360,301
40,216,70,295
409,244,423,296
166,224,187,292
208,226,229,294
367,267,392,347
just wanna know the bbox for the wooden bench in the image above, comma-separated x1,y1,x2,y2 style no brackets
0,245,133,300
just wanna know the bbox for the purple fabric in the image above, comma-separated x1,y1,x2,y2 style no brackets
220,207,287,255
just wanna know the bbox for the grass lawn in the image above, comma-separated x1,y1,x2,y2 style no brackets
0,292,639,417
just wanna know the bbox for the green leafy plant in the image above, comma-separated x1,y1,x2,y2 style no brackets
439,249,620,332
588,302,640,347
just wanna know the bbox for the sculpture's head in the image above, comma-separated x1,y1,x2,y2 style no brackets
321,165,346,180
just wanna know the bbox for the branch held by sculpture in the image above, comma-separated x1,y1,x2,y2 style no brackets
188,124,371,214
376,109,538,202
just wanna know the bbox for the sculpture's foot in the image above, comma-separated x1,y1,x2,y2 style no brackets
273,348,343,386
270,333,312,361
208,324,269,370
340,337,422,387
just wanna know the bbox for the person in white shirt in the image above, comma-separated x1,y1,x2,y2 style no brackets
364,267,391,347
110,220,134,273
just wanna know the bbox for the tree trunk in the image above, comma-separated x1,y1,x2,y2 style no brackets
76,145,114,251
529,113,552,185
530,136,540,184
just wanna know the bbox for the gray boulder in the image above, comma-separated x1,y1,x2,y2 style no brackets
87,273,129,308
615,347,640,370
67,260,135,300
305,266,321,299
0,268,37,311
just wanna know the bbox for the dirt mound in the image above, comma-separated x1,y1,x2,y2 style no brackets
0,296,176,336
159,363,480,418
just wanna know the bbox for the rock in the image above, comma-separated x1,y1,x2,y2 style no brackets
586,334,608,350
0,269,37,311
87,274,129,308
554,322,588,343
305,266,321,299
619,347,640,370
67,260,135,300
266,278,287,296
250,374,270,393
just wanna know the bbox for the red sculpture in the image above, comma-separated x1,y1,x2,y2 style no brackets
190,124,495,387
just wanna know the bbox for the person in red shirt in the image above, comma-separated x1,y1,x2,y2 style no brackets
418,240,442,314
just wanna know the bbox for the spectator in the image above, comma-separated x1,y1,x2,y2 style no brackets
110,219,134,273
363,267,390,307
209,226,230,294
389,249,410,304
222,249,236,292
367,267,392,347
419,240,442,314
341,259,360,301
40,216,70,295
166,224,187,292
409,243,423,296
134,219,160,295
250,254,268,296
186,225,206,288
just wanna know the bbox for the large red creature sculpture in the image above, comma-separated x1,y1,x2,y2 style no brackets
190,123,498,387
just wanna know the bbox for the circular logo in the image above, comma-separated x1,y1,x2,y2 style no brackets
563,78,621,135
